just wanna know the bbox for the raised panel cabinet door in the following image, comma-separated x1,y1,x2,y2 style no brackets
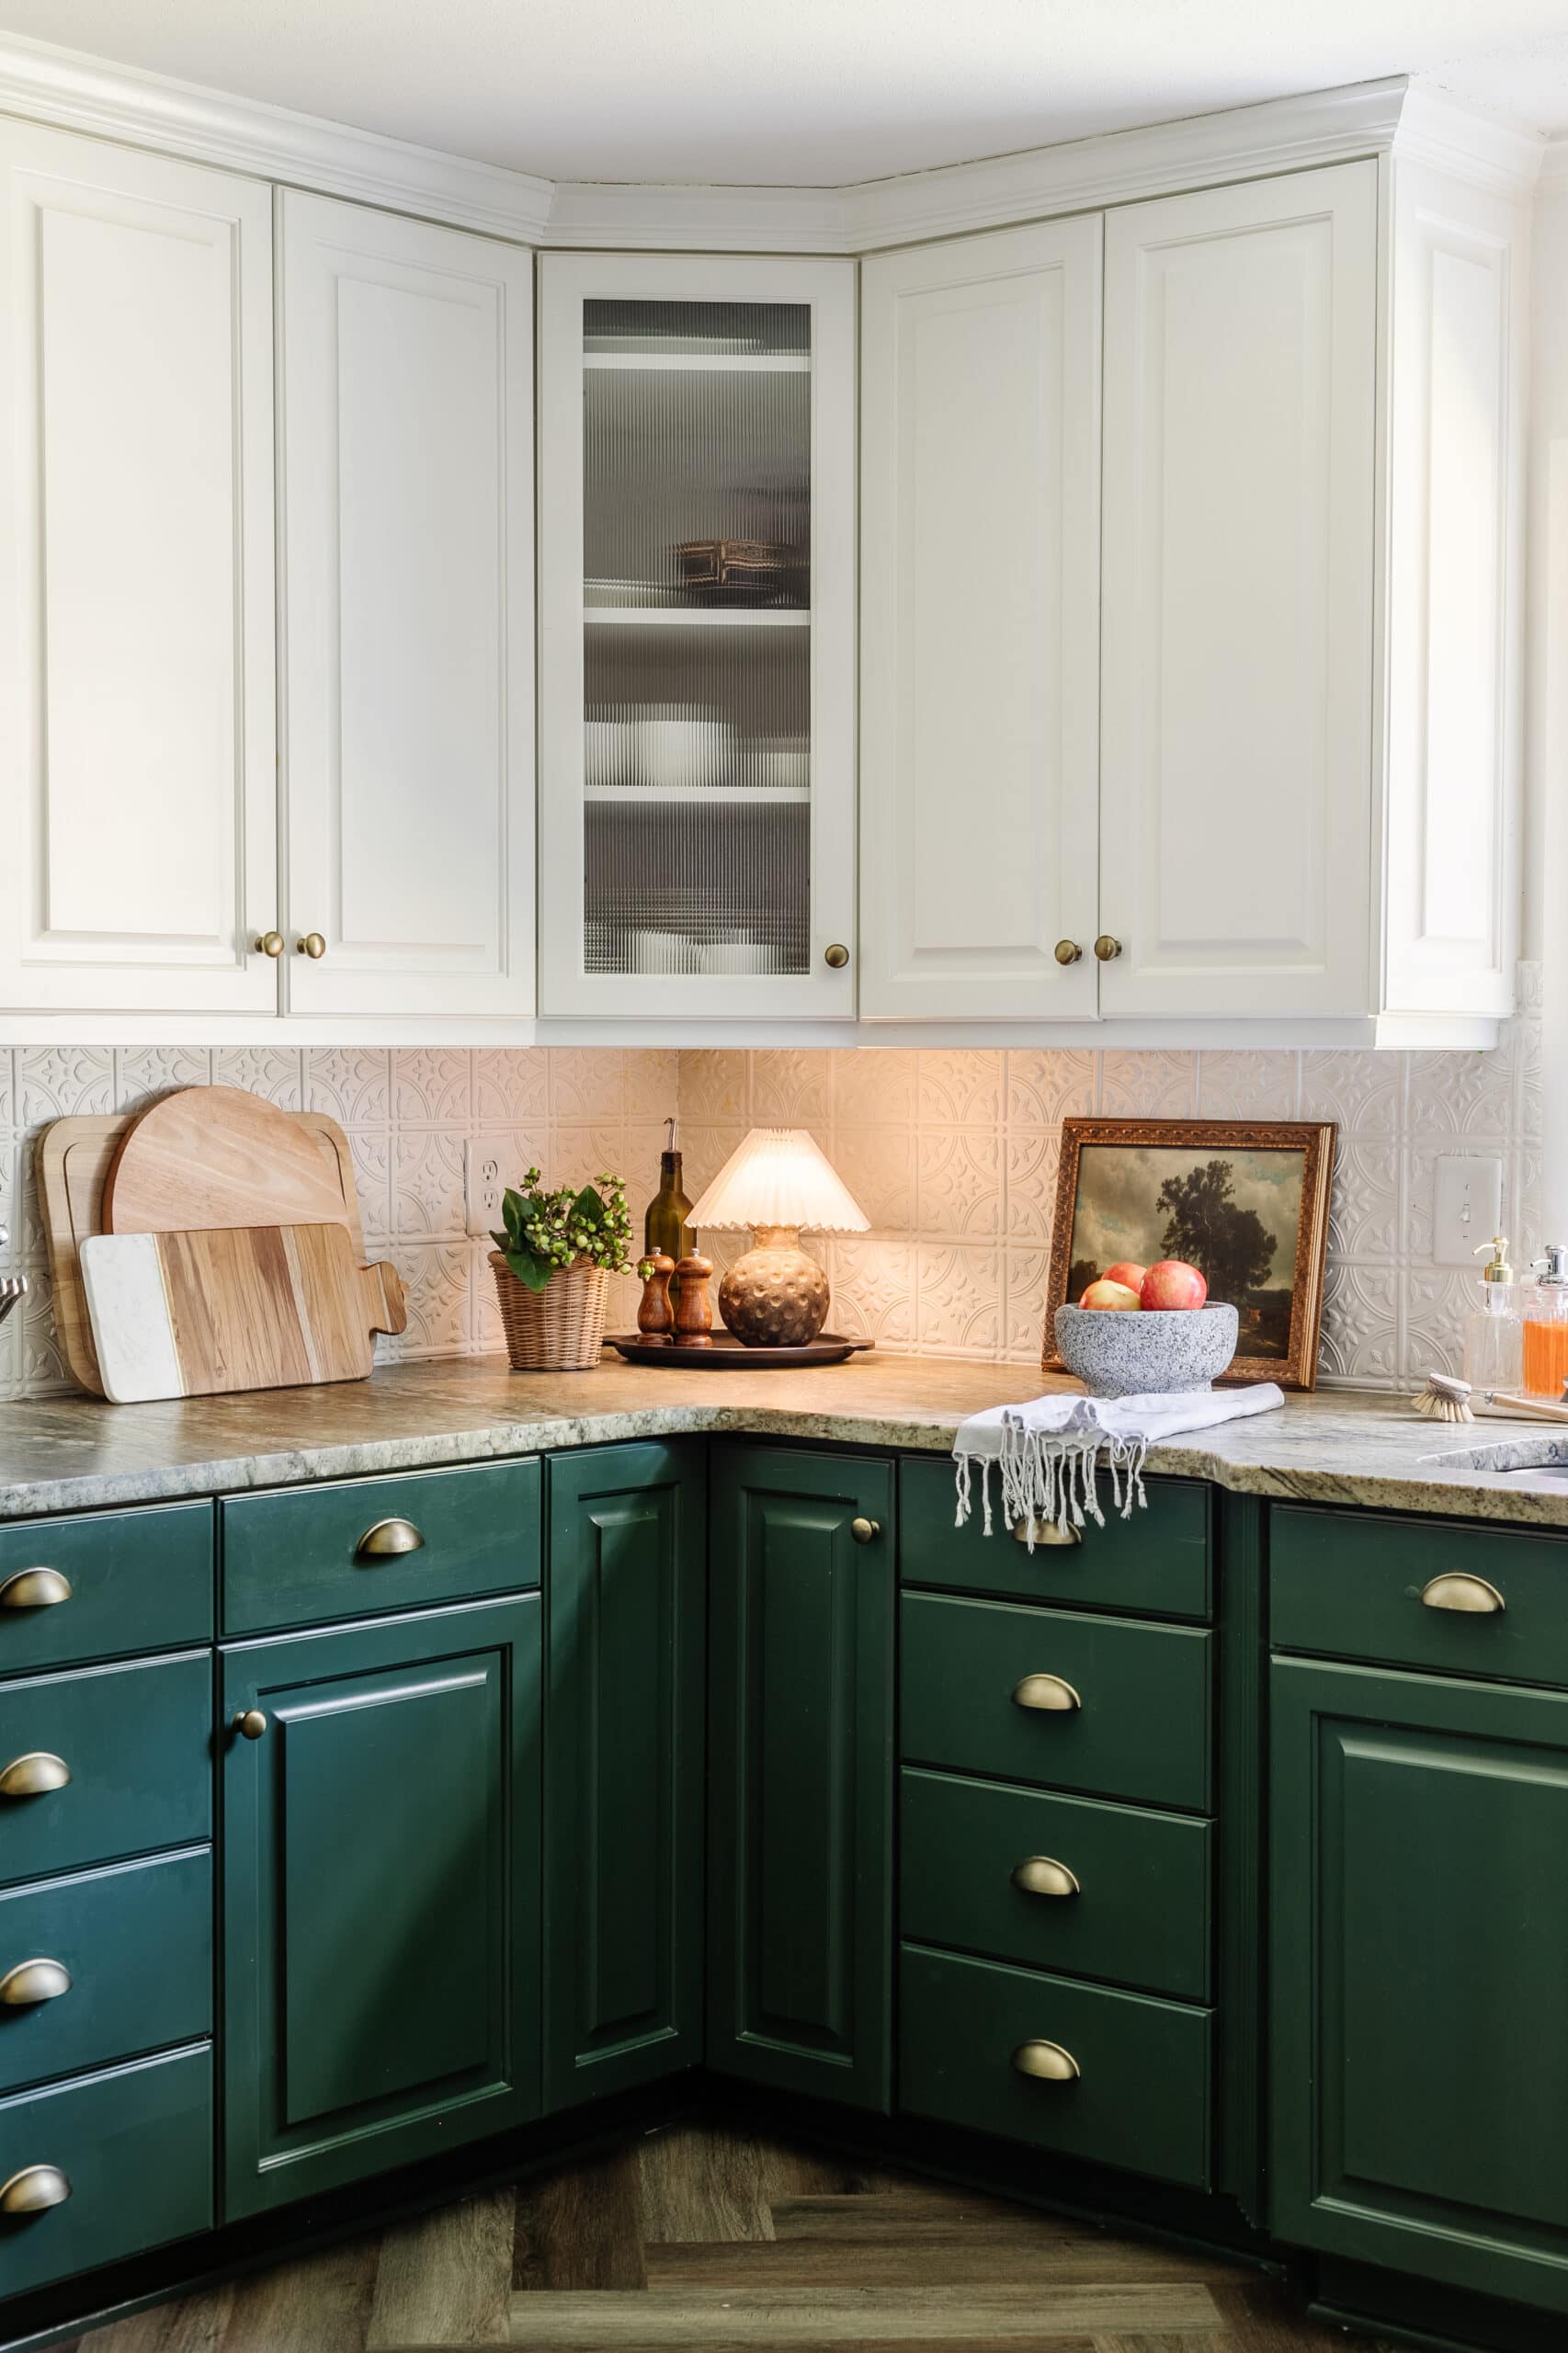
1270,1657,1568,2313
707,1446,894,2109
1099,163,1378,1017
0,121,277,1016
860,219,1102,1020
543,1443,705,2109
222,1596,540,2216
279,192,534,1018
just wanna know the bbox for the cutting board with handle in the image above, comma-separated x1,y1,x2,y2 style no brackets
79,1224,407,1404
103,1086,350,1235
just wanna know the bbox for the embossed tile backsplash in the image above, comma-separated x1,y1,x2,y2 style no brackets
0,981,1542,1400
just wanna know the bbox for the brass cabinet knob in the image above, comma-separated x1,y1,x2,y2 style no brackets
1010,1856,1080,1900
1093,935,1122,962
0,1959,72,2006
1420,1573,1505,1614
1053,940,1082,966
356,1518,425,1561
824,942,850,971
0,1568,72,1609
233,1709,268,1741
1011,1518,1081,1549
850,1517,881,1546
1011,1672,1081,1713
0,1753,70,1800
296,932,327,959
254,931,285,958
1012,2039,1080,2083
0,2165,71,2215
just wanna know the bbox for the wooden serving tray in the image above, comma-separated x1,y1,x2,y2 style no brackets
605,1334,872,1369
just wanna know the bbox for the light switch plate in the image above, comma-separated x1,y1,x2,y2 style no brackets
1433,1154,1504,1267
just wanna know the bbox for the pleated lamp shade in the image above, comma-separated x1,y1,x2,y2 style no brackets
688,1129,869,1235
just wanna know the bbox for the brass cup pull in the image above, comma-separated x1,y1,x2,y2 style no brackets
1012,2039,1080,2083
850,1517,881,1546
254,930,285,958
1012,1518,1082,1549
0,2165,71,2215
296,932,327,959
1053,939,1082,966
1421,1573,1505,1615
1011,1673,1081,1712
0,1754,70,1800
1094,935,1122,961
824,942,850,970
0,1569,72,1609
233,1709,268,1742
356,1518,426,1561
0,1960,71,2006
1011,1856,1080,1900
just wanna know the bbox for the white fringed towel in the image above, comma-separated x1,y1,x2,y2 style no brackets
953,1383,1285,1546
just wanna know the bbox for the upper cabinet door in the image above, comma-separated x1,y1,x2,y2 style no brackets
279,193,534,1020
1099,163,1378,1018
0,123,277,1016
860,220,1102,1021
538,255,856,1020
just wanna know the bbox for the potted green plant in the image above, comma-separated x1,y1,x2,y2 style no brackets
487,1167,632,1370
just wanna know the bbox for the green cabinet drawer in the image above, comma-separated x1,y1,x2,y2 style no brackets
0,1506,212,1680
901,1768,1210,2003
903,1459,1210,1621
1271,1506,1568,1686
0,1849,210,2096
0,1654,211,1888
0,2043,211,2298
222,1459,540,1635
901,1592,1211,1812
900,1943,1210,2188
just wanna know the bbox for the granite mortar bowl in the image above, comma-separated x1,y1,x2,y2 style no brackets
1054,1302,1239,1398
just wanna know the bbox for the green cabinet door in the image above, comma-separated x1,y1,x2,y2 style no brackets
222,1595,540,2217
1270,1656,1568,2313
544,1442,705,2110
708,1445,894,2111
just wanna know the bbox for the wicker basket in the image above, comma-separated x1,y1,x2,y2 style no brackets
488,1254,610,1372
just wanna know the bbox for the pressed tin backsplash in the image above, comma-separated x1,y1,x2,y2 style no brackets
0,972,1541,1401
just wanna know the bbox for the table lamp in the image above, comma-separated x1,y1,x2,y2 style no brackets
688,1128,869,1347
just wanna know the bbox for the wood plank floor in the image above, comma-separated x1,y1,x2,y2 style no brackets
71,2123,1383,2352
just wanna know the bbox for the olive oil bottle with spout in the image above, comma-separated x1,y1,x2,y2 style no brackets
644,1118,695,1298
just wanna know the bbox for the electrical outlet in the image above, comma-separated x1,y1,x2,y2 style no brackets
1433,1154,1504,1268
464,1138,507,1239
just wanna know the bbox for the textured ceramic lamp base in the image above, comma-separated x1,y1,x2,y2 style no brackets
719,1225,830,1347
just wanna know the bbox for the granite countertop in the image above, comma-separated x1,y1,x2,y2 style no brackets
2,1353,1568,1528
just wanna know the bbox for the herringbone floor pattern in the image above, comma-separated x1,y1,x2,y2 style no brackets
71,2123,1384,2351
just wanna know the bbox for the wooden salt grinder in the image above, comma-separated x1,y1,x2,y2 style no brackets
636,1252,676,1343
673,1254,714,1347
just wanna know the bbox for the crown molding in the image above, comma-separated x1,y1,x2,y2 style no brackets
1391,85,1545,200
1540,136,1568,196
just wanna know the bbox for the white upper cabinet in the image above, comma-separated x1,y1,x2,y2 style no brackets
0,122,277,1016
1097,163,1380,1020
537,255,856,1020
859,220,1102,1022
278,193,535,1021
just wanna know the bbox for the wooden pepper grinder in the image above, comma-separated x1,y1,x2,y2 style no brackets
636,1252,676,1344
673,1253,714,1347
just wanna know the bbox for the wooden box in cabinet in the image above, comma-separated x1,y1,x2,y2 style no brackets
902,1459,1210,1620
0,1505,211,1680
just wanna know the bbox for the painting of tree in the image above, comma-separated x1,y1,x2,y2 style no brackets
1155,1158,1278,1302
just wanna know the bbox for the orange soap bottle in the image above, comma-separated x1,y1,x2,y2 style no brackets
1521,1244,1568,1399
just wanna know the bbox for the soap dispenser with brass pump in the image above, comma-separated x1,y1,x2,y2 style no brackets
1463,1236,1523,1398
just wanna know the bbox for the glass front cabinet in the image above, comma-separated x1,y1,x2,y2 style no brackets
539,256,855,1018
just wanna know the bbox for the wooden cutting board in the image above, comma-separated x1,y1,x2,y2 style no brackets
103,1086,349,1235
79,1224,407,1404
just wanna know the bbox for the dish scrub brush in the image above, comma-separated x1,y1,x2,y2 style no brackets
1413,1370,1473,1423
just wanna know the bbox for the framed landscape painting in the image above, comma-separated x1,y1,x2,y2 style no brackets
1044,1118,1337,1391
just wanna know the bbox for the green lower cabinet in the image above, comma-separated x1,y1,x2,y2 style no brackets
1270,1656,1568,2313
222,1596,541,2217
544,1443,705,2109
708,1446,894,2110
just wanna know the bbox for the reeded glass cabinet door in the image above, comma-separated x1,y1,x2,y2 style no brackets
540,256,855,1017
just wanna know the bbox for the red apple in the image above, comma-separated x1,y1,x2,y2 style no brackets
1079,1278,1142,1311
1140,1259,1208,1310
1103,1260,1148,1293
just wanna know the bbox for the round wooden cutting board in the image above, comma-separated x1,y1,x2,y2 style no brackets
103,1086,350,1236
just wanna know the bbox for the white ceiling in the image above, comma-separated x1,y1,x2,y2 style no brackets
2,1,1566,187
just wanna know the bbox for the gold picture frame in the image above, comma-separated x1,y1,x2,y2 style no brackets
1044,1118,1338,1392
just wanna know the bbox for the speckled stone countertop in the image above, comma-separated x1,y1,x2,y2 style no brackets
3,1353,1568,1528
